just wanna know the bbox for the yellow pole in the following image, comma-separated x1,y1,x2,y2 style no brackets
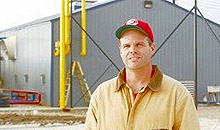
80,0,87,56
65,0,70,56
60,0,66,109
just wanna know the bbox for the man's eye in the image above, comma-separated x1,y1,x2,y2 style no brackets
123,45,130,48
137,43,144,47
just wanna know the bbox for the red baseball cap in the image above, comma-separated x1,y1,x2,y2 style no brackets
115,18,154,42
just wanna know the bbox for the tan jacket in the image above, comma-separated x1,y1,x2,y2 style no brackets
85,65,200,130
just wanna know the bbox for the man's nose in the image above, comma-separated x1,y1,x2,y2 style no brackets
129,45,137,53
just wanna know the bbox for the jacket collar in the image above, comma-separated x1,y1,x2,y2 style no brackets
115,65,163,92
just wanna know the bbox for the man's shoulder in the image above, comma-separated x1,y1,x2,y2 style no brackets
162,74,183,86
92,76,118,96
162,74,191,95
99,76,118,87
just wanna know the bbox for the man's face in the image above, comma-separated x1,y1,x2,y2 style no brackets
119,30,156,70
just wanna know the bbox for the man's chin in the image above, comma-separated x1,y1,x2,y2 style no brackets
126,65,142,70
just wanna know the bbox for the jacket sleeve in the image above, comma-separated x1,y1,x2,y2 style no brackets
173,91,200,130
85,94,98,130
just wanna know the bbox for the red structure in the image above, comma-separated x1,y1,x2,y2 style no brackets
0,89,41,105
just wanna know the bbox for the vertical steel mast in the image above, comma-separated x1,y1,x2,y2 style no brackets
194,0,198,109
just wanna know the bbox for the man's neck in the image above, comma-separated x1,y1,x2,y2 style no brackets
125,65,152,93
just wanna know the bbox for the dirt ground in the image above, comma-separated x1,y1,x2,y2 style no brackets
0,106,86,126
0,105,220,130
0,113,85,126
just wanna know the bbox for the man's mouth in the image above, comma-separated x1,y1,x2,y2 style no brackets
128,57,140,60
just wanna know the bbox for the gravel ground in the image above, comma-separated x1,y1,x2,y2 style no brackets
0,123,84,130
0,105,220,130
0,113,85,125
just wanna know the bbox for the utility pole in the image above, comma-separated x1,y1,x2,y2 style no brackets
194,0,198,109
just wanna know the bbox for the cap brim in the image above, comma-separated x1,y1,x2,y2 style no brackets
115,25,147,39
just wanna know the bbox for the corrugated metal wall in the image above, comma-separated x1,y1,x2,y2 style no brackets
0,22,52,106
0,0,219,106
52,0,220,106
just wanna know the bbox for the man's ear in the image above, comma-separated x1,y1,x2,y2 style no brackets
151,43,156,54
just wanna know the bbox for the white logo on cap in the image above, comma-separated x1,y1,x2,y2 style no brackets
126,19,138,25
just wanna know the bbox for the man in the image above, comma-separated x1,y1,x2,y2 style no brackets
85,18,200,130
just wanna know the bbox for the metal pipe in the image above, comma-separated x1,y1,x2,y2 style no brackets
65,0,70,56
55,41,60,57
70,0,73,108
194,0,198,109
80,0,87,56
59,0,66,109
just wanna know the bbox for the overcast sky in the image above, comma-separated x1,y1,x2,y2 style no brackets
175,0,220,24
0,0,219,31
0,0,60,31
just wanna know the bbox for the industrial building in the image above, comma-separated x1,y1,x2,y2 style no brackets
0,0,220,107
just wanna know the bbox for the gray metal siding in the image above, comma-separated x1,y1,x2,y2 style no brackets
52,17,120,106
49,0,220,104
0,22,52,106
197,21,220,100
51,0,220,105
1,0,220,106
51,19,60,107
